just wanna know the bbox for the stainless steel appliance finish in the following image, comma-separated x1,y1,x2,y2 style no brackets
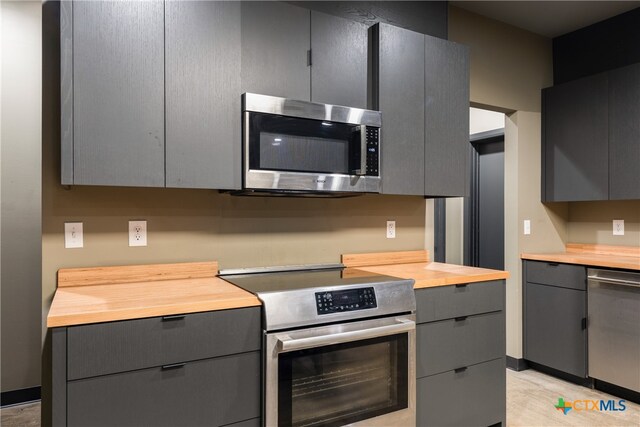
588,268,640,392
221,264,416,427
241,93,382,195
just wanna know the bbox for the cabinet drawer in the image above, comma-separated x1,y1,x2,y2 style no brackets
68,351,260,427
417,311,504,378
67,307,260,380
524,260,586,290
416,280,504,324
416,358,505,427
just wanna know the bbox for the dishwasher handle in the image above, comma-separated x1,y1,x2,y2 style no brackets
588,275,640,288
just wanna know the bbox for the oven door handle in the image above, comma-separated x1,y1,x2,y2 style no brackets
277,317,415,353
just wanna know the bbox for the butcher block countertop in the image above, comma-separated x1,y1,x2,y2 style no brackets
343,250,509,289
47,262,260,328
521,243,640,271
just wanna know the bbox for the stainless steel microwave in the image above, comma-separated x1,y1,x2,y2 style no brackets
239,93,382,196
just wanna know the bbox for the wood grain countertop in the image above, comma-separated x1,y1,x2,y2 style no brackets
343,251,509,289
47,262,260,328
521,243,640,271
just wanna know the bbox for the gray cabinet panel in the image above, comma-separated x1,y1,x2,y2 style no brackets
165,0,241,190
310,11,367,108
60,0,73,185
374,24,425,196
224,418,261,427
424,36,470,197
415,280,504,324
524,260,586,290
417,311,505,378
609,63,640,200
52,328,67,427
67,307,261,380
68,352,260,427
524,282,587,378
73,0,165,187
542,73,608,201
241,1,310,101
416,358,506,427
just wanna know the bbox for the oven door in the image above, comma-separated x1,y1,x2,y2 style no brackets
243,112,380,193
265,316,416,427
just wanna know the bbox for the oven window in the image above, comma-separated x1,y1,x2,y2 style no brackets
278,334,408,427
248,112,360,175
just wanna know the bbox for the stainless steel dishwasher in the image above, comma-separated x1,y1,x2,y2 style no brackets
588,268,640,393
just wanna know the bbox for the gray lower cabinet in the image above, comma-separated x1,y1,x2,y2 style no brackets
310,11,368,109
52,307,262,427
165,0,241,190
542,73,609,201
371,23,470,197
609,62,640,200
241,1,311,101
523,261,587,378
415,280,506,427
63,0,165,187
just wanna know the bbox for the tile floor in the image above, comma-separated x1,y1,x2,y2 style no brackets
2,369,639,426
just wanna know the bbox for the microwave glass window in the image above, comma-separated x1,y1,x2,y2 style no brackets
277,334,408,427
248,113,360,175
260,132,348,174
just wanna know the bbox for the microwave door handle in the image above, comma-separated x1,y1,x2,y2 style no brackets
356,125,367,176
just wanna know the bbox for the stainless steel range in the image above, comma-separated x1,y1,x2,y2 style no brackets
221,264,416,427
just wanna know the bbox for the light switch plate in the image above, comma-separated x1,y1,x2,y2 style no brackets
613,219,624,236
524,220,531,235
65,222,83,248
129,220,147,247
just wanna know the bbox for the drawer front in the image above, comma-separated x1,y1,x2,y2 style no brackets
68,351,260,427
416,358,506,427
417,311,504,378
416,280,504,324
525,260,586,290
68,307,260,380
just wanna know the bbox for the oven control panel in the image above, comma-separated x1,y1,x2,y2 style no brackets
315,287,377,315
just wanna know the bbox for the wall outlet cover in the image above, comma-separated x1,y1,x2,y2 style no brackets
613,219,624,236
386,220,396,239
524,220,531,235
64,222,83,248
129,220,147,247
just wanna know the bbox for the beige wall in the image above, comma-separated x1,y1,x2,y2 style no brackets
1,0,43,393
568,201,640,246
449,6,565,359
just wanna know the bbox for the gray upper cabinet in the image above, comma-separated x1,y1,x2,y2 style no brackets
424,36,470,197
542,73,609,201
310,11,368,109
373,23,425,196
372,24,469,197
609,63,640,200
67,0,165,187
241,1,311,101
165,1,241,190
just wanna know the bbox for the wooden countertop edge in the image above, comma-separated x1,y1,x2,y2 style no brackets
520,252,640,270
412,271,510,289
47,296,261,328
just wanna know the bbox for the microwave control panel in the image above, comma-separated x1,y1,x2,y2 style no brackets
366,127,380,176
315,287,377,315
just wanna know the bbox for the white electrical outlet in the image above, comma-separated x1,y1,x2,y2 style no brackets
386,220,396,239
64,222,84,248
613,219,625,236
524,220,531,235
129,220,147,247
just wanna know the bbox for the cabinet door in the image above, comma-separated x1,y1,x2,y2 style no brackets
241,1,310,101
524,282,587,378
165,1,241,189
374,24,425,195
424,36,470,197
68,352,260,427
609,63,640,200
310,11,367,108
72,0,165,187
542,73,608,201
